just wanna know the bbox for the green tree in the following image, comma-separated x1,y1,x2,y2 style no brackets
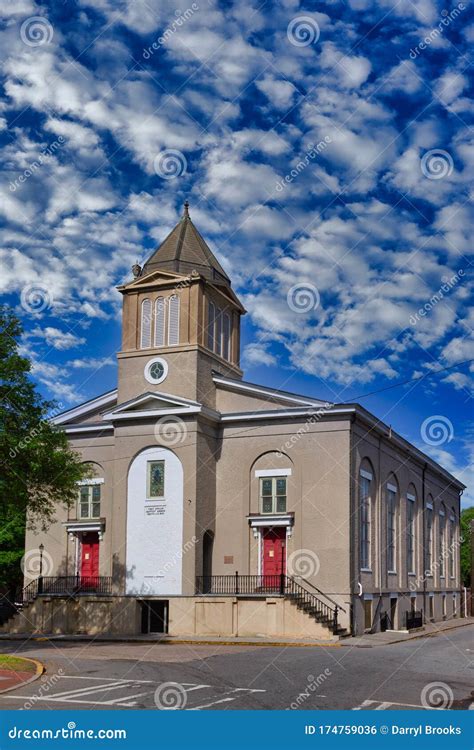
460,506,474,588
0,306,89,596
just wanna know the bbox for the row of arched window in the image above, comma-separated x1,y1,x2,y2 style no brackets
140,296,180,349
359,462,457,580
208,300,231,361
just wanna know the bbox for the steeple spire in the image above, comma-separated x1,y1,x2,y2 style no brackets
183,200,190,218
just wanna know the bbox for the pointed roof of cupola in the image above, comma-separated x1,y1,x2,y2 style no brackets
141,201,231,285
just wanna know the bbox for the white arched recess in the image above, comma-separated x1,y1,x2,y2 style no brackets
126,447,184,595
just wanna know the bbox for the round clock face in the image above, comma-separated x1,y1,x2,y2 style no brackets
144,357,168,384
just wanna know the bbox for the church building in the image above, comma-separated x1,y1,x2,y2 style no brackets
11,202,464,639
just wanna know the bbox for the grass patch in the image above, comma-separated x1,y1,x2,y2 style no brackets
0,654,36,672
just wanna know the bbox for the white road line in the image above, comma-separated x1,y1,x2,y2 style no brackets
56,675,156,684
42,681,135,699
182,685,212,692
188,697,237,710
375,702,392,710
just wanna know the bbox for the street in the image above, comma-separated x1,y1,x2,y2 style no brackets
0,626,472,711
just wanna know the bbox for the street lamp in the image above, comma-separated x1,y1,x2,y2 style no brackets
38,544,44,595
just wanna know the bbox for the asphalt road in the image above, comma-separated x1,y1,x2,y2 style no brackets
0,626,472,711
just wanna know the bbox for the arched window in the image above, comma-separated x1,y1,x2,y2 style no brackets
167,295,180,346
449,510,456,579
425,495,434,573
386,477,398,573
439,503,446,578
154,297,165,347
222,313,231,361
140,299,152,348
359,463,373,570
207,301,215,351
215,308,222,356
406,487,416,575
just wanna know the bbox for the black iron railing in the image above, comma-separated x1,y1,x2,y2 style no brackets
22,576,113,604
406,609,423,630
195,573,340,634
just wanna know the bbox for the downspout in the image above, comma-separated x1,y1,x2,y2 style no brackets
378,434,382,624
422,462,427,624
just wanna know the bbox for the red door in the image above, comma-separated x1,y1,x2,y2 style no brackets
80,533,99,579
262,528,286,577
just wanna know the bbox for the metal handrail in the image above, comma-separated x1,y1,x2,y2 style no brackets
21,576,113,604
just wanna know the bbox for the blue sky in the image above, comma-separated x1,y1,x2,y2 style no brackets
0,0,472,506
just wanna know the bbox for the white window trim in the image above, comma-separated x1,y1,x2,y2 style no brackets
144,357,168,385
439,508,445,516
426,502,433,510
255,468,292,478
360,469,373,480
407,493,416,502
387,482,397,493
360,568,372,573
77,478,104,486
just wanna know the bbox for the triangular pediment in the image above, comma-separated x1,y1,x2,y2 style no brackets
102,390,219,422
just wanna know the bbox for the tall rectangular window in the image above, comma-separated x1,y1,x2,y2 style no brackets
449,515,455,578
260,477,287,514
426,506,433,572
141,298,152,348
78,485,101,519
387,485,397,572
359,474,371,570
207,301,215,351
147,461,165,499
407,496,415,574
439,510,445,578
222,313,231,360
215,309,222,356
154,297,165,347
167,295,180,346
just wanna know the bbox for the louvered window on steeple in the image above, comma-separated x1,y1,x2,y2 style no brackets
168,294,180,346
207,301,215,351
222,313,231,361
215,309,222,356
141,298,152,348
154,297,165,347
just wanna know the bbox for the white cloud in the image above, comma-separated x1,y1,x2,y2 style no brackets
29,326,86,350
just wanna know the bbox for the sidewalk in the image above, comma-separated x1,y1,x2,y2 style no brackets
340,616,474,647
0,617,471,649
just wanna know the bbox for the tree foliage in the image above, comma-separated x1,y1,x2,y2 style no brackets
0,306,89,592
460,506,474,588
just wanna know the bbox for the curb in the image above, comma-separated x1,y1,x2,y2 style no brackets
0,656,44,695
0,634,340,648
